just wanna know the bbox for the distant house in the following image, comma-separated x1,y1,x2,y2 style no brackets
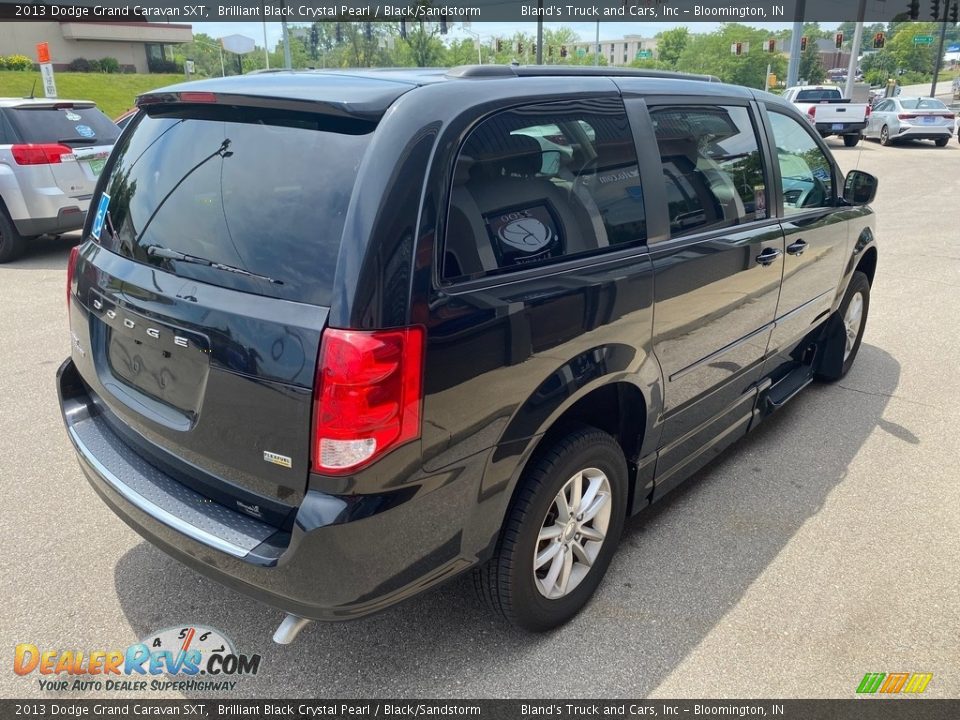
0,22,192,74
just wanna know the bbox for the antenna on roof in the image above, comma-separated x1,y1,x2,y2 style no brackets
26,79,37,100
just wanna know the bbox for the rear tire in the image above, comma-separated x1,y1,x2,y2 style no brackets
935,137,949,147
879,125,891,146
843,134,861,147
475,426,628,632
0,210,26,263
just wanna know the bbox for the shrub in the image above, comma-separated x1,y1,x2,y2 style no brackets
88,59,102,73
147,57,181,74
67,57,91,72
2,54,34,71
99,57,120,74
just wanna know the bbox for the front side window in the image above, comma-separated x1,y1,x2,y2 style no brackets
768,111,835,214
651,105,768,237
442,98,647,282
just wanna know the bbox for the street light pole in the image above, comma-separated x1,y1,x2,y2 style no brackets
930,0,952,97
536,4,543,64
594,20,600,66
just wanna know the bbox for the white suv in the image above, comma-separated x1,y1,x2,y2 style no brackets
0,98,118,262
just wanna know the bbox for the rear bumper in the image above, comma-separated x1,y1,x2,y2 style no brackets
14,208,87,237
57,357,484,621
814,121,867,135
894,124,953,140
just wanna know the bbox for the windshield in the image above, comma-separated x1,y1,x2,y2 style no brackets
94,107,371,306
7,105,119,145
899,98,946,110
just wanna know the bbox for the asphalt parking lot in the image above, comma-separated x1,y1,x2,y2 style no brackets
1,132,958,700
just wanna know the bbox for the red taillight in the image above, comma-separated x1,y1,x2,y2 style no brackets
807,105,817,119
942,113,955,120
865,104,872,118
66,245,79,308
898,113,918,120
311,327,425,474
11,143,72,166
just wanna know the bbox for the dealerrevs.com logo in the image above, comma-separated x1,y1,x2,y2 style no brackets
14,625,261,693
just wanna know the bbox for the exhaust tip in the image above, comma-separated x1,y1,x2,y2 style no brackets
272,614,312,645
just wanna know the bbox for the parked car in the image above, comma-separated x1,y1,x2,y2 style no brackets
782,85,871,147
0,98,119,262
864,96,956,146
114,108,137,130
58,67,878,640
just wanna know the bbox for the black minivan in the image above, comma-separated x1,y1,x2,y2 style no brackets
58,66,878,639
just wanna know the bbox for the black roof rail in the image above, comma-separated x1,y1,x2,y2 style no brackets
446,65,720,83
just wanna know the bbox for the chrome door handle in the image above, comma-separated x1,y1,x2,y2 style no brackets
755,248,782,266
787,239,808,256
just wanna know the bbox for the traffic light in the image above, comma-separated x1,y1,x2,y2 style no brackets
952,0,958,23
335,23,342,44
517,41,524,54
766,38,776,53
907,0,920,19
734,41,743,56
547,45,554,58
495,38,503,53
439,16,448,34
399,21,407,40
800,36,808,51
364,22,372,41
560,45,568,58
873,31,886,49
932,0,941,17
835,32,843,50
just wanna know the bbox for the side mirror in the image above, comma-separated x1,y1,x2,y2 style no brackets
843,170,878,206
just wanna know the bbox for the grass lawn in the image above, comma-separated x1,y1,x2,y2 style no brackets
0,71,186,119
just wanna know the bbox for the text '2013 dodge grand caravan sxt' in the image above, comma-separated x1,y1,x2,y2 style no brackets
58,66,878,640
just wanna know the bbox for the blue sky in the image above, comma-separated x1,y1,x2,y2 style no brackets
194,21,840,50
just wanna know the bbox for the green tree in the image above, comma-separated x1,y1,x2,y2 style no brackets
799,38,826,83
676,24,787,89
885,21,939,74
656,27,689,67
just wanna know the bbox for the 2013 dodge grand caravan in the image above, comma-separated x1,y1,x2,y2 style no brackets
58,66,878,640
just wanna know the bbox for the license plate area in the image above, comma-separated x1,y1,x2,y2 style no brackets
831,123,844,131
89,292,210,417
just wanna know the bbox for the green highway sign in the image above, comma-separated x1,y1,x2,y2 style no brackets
913,35,934,45
636,50,653,59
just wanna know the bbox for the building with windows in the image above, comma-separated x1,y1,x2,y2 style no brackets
568,35,658,66
0,22,193,74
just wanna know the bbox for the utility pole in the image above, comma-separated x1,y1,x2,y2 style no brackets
536,3,543,64
262,20,270,69
281,18,292,69
931,0,952,97
844,1,866,99
594,20,600,66
786,0,806,87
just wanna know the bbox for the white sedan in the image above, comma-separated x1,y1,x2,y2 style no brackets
864,96,955,147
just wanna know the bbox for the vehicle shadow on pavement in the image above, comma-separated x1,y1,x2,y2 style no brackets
4,235,81,271
113,344,899,698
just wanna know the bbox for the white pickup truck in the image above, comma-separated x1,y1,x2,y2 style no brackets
782,85,870,147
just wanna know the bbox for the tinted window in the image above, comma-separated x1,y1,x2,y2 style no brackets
795,89,842,102
651,105,768,237
95,107,370,306
443,98,646,282
768,111,834,214
900,97,946,110
6,105,119,146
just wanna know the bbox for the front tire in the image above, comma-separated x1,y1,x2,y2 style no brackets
817,271,870,382
879,125,891,146
0,210,26,263
475,426,628,632
935,137,949,147
843,134,861,147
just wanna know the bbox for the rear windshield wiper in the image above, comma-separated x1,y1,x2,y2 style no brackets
58,137,98,145
147,245,282,285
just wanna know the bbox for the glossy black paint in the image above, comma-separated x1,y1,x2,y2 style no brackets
60,70,877,621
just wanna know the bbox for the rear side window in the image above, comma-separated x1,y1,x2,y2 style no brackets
95,107,371,306
442,97,647,282
6,105,119,146
651,105,768,237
